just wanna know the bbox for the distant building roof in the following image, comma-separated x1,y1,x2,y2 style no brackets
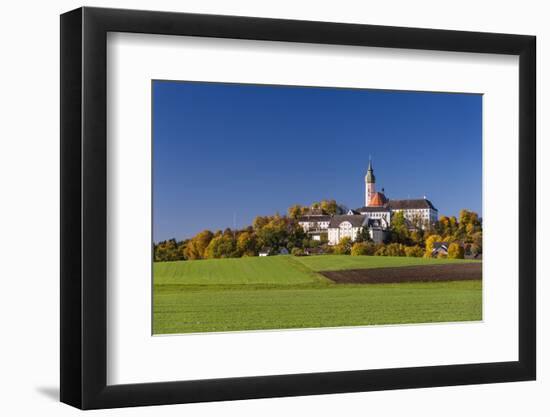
388,199,437,210
305,208,324,216
355,206,391,213
368,192,388,207
297,215,332,222
329,215,366,228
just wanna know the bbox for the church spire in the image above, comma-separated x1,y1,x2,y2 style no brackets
365,157,375,184
365,157,376,206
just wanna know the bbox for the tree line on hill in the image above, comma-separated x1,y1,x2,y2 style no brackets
154,199,482,262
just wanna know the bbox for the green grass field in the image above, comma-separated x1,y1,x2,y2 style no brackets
154,256,321,285
153,255,482,334
294,254,476,272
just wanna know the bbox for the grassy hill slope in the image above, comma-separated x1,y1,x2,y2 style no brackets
154,255,323,286
294,254,477,272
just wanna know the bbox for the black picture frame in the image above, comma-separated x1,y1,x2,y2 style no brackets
60,6,536,410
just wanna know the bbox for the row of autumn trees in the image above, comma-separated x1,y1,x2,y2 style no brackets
154,200,339,261
330,208,481,260
154,199,482,262
154,215,308,261
155,214,314,261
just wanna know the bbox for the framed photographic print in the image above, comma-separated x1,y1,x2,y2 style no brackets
60,7,536,409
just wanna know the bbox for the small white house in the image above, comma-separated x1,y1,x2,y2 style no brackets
258,248,270,257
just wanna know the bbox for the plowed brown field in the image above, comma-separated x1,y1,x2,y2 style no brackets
320,262,482,284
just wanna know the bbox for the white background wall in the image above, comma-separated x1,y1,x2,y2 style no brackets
0,0,546,415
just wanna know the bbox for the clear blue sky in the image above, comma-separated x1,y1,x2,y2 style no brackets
153,81,482,242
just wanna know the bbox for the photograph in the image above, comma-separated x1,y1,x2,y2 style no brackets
152,80,483,335
52,3,539,412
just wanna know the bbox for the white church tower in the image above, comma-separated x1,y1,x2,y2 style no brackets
365,159,376,206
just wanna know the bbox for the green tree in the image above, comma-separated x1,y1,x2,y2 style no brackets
410,229,425,246
390,211,410,244
355,227,373,243
386,243,406,256
256,216,286,250
320,199,340,215
286,220,307,251
291,247,305,256
153,238,189,262
333,237,352,255
304,238,321,249
351,242,376,256
204,234,237,259
375,243,406,257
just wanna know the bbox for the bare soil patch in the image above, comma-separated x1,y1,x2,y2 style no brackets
320,263,482,284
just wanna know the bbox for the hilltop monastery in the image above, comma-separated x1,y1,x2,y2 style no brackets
297,161,438,245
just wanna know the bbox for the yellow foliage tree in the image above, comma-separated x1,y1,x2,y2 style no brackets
334,237,352,255
287,204,304,219
237,231,257,256
405,245,424,257
183,230,214,260
351,242,376,256
424,234,442,258
447,242,465,259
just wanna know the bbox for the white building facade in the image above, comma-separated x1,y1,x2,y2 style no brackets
297,214,331,241
327,215,367,245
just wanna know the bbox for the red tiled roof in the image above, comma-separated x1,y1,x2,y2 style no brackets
369,192,387,207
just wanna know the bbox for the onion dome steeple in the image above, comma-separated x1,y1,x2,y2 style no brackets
365,158,375,184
